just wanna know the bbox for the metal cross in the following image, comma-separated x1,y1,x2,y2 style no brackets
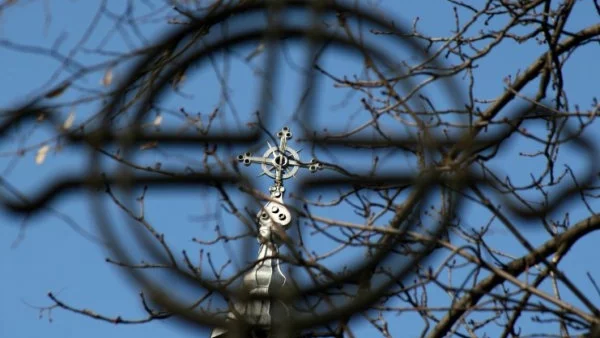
211,127,323,337
238,126,322,192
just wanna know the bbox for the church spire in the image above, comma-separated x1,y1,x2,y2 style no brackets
211,127,321,338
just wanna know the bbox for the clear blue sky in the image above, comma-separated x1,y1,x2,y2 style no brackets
1,1,599,337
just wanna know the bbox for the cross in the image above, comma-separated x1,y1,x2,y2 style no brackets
212,127,320,338
237,126,322,193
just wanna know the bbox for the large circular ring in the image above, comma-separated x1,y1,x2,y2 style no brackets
261,146,300,179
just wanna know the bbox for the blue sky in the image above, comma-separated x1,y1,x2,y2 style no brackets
2,1,600,337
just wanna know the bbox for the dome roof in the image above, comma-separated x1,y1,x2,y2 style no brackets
243,244,287,295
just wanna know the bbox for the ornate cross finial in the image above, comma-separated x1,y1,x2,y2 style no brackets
211,127,321,338
238,126,322,193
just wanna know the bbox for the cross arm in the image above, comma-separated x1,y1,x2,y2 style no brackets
238,152,271,167
286,158,323,173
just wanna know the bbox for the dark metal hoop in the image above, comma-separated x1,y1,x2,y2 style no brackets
1,1,598,337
